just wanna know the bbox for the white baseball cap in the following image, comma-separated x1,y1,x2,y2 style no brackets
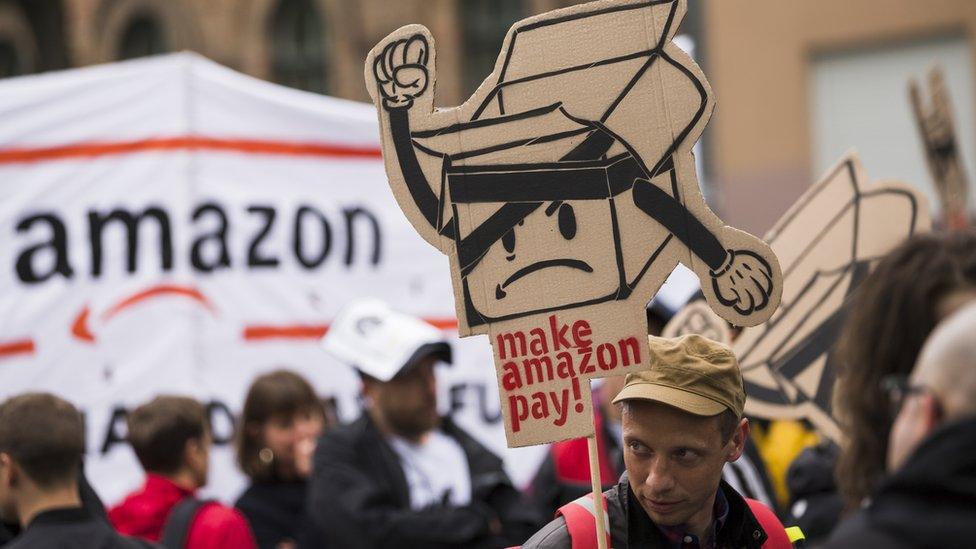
321,298,452,382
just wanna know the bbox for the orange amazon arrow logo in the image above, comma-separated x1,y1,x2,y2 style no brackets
71,284,217,343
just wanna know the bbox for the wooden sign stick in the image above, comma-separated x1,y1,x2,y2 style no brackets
909,66,970,229
587,434,610,549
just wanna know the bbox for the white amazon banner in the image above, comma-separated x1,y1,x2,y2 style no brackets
0,53,547,505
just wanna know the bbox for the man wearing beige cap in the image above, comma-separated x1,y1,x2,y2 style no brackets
523,334,790,549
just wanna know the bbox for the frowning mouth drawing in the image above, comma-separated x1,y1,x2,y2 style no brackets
496,259,594,300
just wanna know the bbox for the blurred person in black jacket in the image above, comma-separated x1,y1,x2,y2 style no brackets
826,302,976,548
305,299,539,548
783,441,843,545
0,472,106,545
0,393,155,548
235,370,327,549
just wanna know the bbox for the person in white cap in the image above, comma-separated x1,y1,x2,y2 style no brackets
304,298,538,549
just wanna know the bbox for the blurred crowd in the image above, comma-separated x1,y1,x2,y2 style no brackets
1,230,975,548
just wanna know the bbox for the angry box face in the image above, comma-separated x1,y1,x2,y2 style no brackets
453,180,621,323
440,113,651,327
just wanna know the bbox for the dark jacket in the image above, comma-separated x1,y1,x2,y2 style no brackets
235,480,309,549
825,417,976,549
3,507,157,549
784,441,843,545
304,414,539,548
1,467,108,546
522,473,769,549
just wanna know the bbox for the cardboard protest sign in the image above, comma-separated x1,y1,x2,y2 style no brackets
909,67,970,229
734,154,930,442
662,299,731,345
365,0,782,446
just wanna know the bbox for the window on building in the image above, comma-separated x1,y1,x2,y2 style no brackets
271,0,327,94
811,35,975,214
461,0,523,97
118,14,167,60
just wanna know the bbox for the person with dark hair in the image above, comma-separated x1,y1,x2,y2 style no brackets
234,370,326,549
108,396,257,549
825,301,976,547
306,298,539,548
833,230,976,508
0,392,155,548
523,335,791,549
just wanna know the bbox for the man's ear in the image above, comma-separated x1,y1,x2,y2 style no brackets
0,453,19,488
361,378,380,404
726,418,749,463
184,437,204,464
920,393,942,431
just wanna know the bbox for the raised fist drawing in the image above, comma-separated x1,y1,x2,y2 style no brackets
710,248,774,316
372,34,430,110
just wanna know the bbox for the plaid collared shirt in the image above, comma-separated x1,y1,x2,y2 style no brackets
653,489,730,549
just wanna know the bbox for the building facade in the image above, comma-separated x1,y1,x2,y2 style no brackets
704,0,976,233
0,0,971,231
0,0,593,105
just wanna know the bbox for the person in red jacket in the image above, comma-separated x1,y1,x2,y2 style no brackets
109,396,256,549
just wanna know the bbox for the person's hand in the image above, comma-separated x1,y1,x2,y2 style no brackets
372,34,430,110
710,248,773,316
294,436,315,478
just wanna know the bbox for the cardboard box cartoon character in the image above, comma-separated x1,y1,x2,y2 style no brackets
735,154,930,442
366,0,783,446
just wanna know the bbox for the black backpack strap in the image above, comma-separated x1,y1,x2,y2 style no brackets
160,497,213,549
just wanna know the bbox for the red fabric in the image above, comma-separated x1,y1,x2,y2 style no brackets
745,498,792,549
552,400,618,485
556,493,611,549
108,474,256,549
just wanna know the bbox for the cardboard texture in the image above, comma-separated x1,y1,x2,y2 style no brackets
734,154,930,442
365,0,782,446
662,299,731,345
909,66,971,229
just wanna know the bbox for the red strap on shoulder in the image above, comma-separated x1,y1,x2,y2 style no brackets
745,498,792,549
556,492,611,549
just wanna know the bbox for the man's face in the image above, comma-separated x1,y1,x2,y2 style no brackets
623,401,744,530
887,382,940,472
372,356,440,439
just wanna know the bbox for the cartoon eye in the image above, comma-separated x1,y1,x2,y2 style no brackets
502,228,516,253
558,204,577,240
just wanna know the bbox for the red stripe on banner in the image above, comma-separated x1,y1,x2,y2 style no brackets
244,324,330,341
0,136,383,164
243,318,459,341
0,339,35,358
426,318,460,331
103,284,216,320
